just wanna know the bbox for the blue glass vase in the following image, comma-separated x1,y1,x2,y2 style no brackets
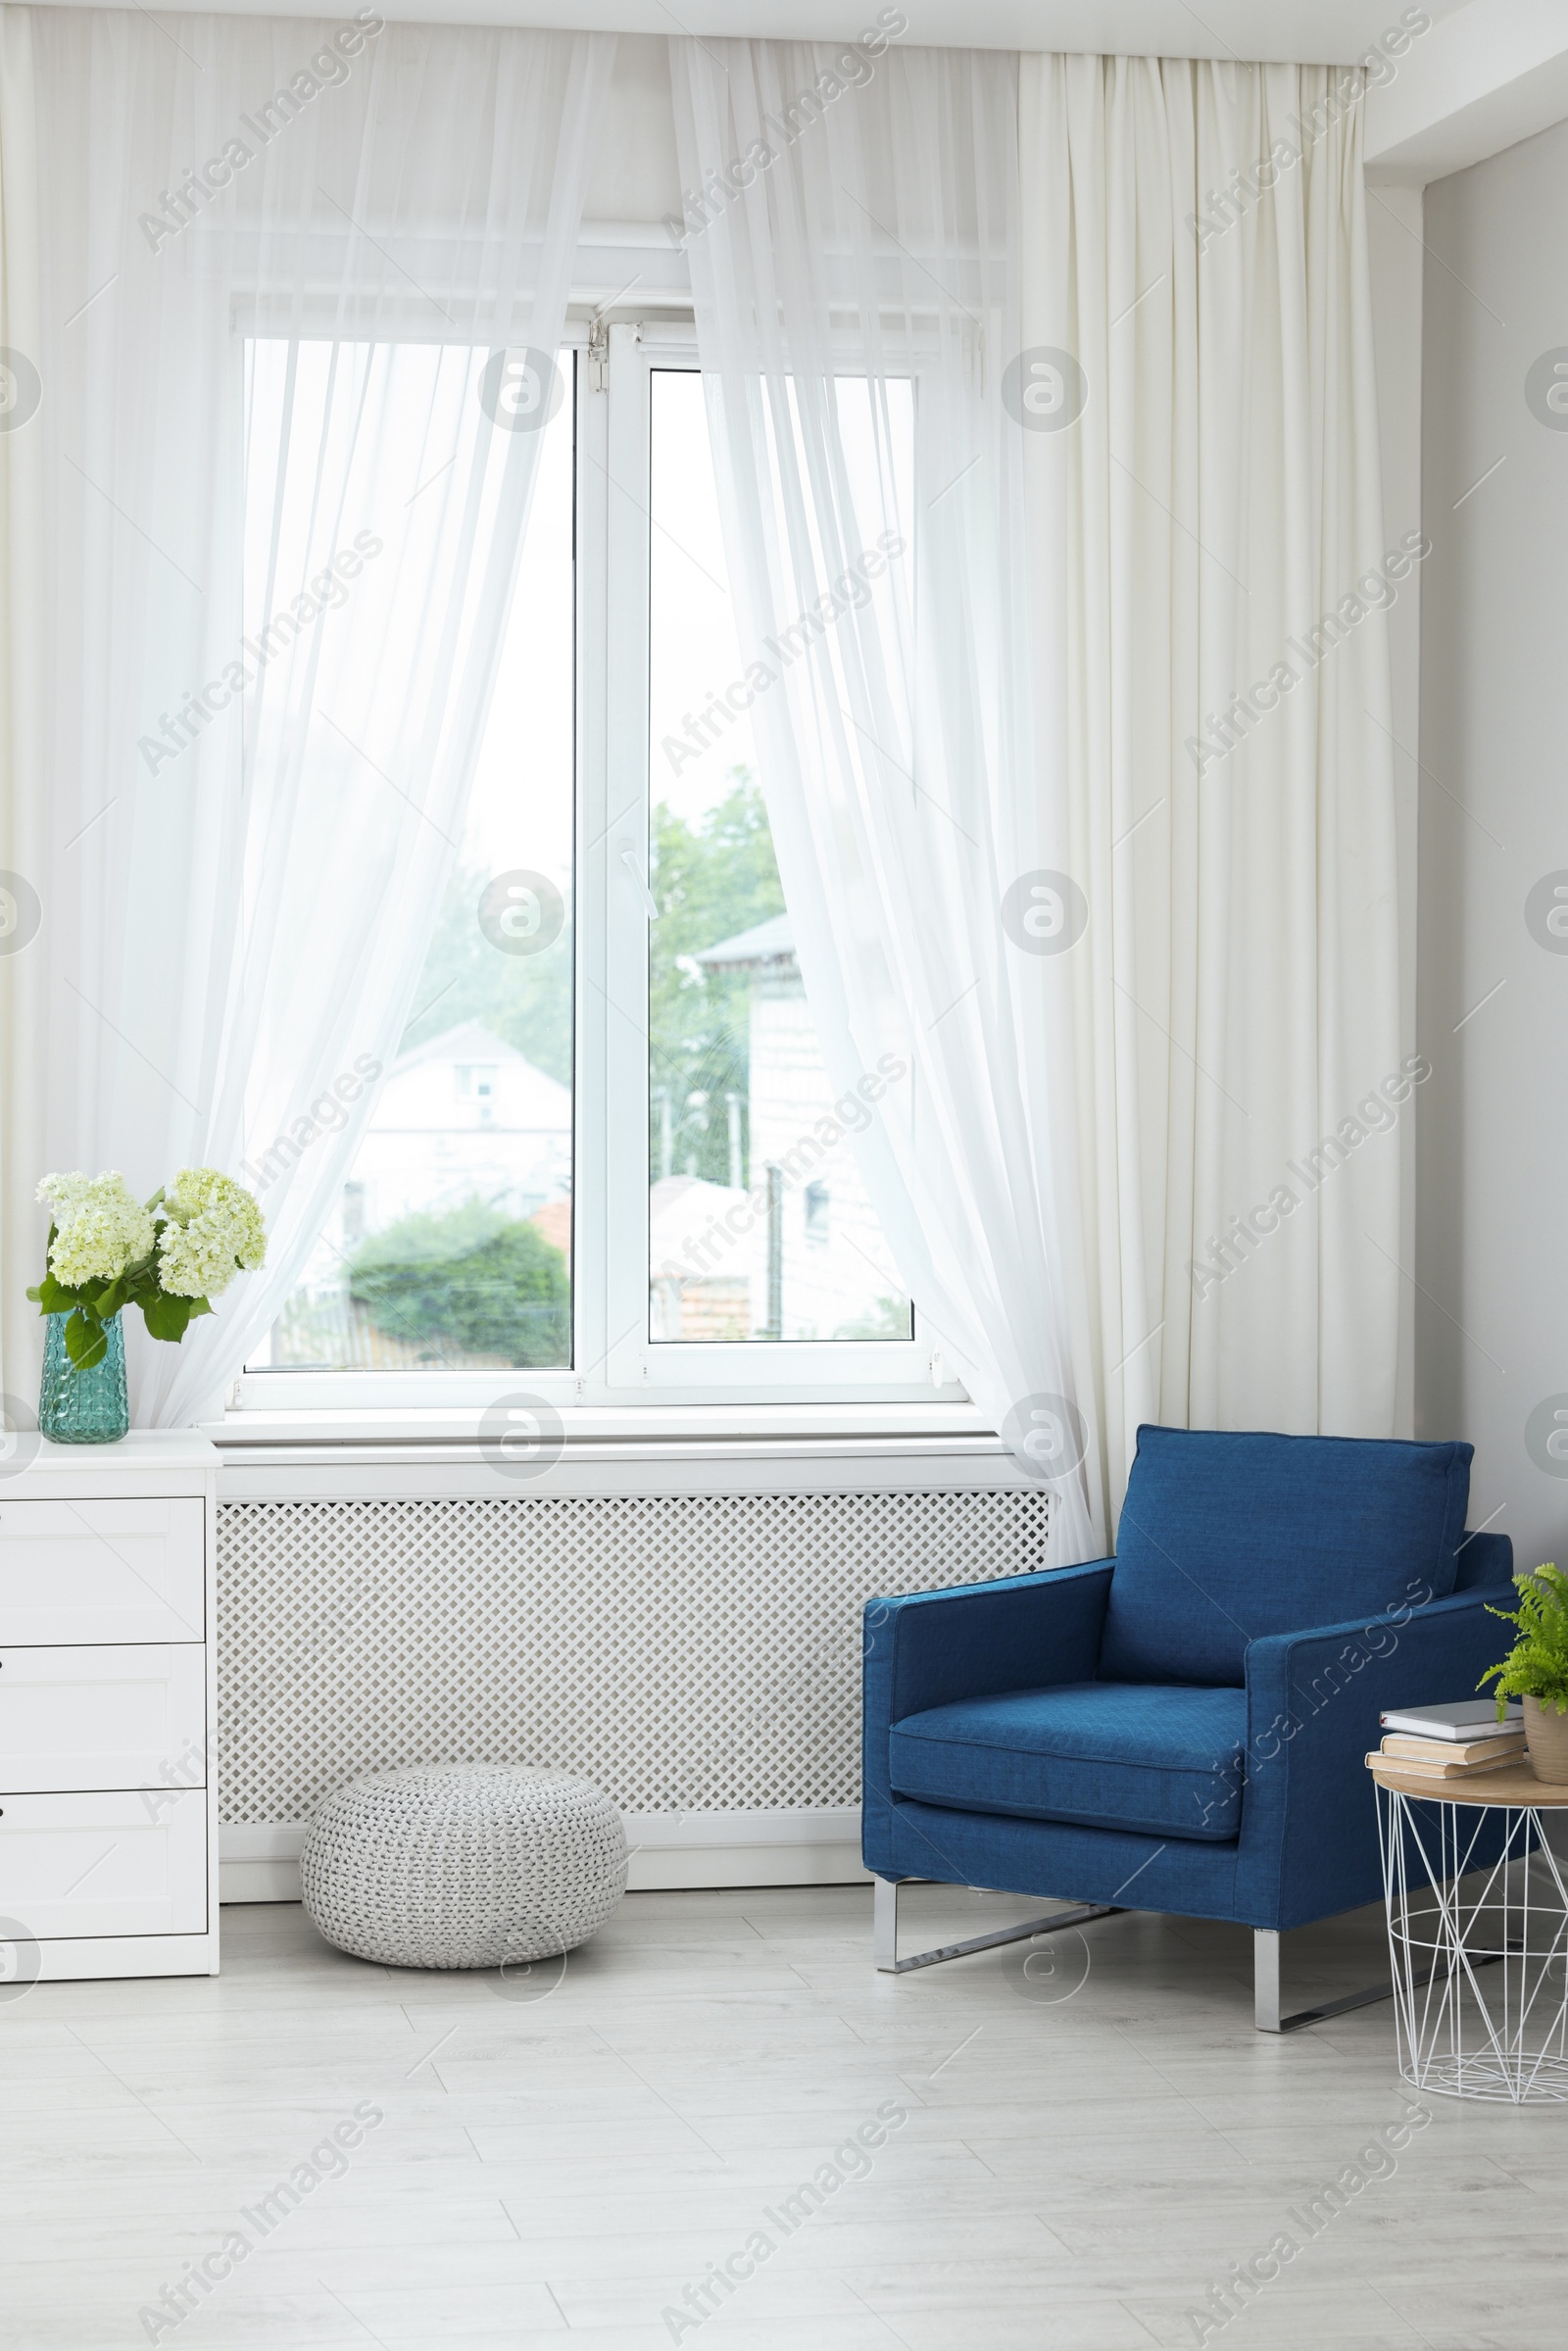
39,1312,129,1443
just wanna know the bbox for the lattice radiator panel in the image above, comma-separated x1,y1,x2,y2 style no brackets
217,1491,1051,1823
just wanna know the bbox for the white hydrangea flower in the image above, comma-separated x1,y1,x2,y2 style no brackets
157,1167,268,1299
37,1171,157,1289
37,1171,92,1213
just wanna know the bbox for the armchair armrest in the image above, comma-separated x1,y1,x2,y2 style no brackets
1453,1528,1514,1590
861,1562,1114,1872
867,1560,1115,1723
1238,1584,1508,1931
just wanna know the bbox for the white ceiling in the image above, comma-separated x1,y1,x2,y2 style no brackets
28,0,1568,181
26,0,1473,64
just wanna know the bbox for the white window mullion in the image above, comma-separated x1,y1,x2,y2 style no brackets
573,325,612,1402
604,323,657,1395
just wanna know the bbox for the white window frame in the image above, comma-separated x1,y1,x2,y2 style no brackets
229,314,963,1420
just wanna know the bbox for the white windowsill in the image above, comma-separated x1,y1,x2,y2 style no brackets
204,1397,1001,1464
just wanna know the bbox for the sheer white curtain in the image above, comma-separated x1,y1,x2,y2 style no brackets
1022,57,1401,1530
671,38,1400,1543
0,8,613,1423
670,36,1102,1558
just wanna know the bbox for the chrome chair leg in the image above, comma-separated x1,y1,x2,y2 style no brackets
1254,1926,1438,2033
874,1876,1120,1975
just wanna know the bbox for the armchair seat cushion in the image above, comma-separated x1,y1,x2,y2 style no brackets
888,1682,1247,1844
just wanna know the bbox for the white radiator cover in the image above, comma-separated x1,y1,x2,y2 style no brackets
216,1489,1051,1890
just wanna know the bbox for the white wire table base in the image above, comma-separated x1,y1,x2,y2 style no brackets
1377,1785,1568,2103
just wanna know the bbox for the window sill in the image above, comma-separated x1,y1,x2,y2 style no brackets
206,1397,1000,1464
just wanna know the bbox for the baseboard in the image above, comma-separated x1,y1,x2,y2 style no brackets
624,1807,869,1890
220,1807,869,1903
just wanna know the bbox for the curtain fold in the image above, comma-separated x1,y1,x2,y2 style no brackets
0,8,614,1423
1022,56,1402,1532
670,36,1400,1544
669,34,1102,1557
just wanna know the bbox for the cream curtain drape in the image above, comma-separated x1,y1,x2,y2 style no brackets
1023,56,1404,1533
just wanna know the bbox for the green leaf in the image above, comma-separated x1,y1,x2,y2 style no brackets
1479,1563,1568,1713
64,1310,108,1370
32,1273,83,1315
122,1259,167,1315
141,1291,195,1345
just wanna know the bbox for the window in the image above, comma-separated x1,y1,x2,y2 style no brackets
248,341,575,1381
239,322,941,1412
643,367,912,1349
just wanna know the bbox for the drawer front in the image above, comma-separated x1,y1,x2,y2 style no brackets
0,1646,206,1792
0,1498,205,1643
0,1788,208,1937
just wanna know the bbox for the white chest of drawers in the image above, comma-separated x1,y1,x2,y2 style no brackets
0,1431,219,1980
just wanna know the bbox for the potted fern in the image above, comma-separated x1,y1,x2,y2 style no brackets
1479,1564,1568,1784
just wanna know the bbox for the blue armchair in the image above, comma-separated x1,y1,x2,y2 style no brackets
862,1425,1514,2030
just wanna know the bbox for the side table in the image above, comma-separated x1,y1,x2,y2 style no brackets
1369,1755,1568,2103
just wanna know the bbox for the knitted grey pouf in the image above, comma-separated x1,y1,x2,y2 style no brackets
300,1763,628,1970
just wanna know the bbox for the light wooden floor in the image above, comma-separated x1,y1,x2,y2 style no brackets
2,1886,1562,2349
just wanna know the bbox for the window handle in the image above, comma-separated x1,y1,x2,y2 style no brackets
620,847,660,921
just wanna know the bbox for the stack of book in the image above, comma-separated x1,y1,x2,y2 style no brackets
1369,1699,1527,1781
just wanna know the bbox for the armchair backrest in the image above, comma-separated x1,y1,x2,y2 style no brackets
1099,1425,1474,1686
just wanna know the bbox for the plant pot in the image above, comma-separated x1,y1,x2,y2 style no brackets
38,1311,128,1444
1523,1694,1568,1786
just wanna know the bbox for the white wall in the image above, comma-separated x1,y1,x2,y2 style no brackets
583,30,679,230
1416,111,1568,1568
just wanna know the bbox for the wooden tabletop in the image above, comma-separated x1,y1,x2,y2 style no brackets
1367,1755,1568,1806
